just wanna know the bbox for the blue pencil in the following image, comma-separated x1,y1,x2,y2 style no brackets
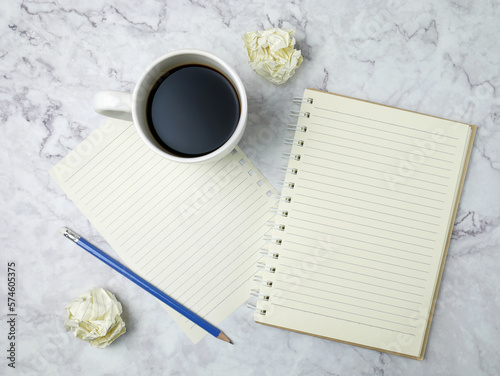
60,227,232,344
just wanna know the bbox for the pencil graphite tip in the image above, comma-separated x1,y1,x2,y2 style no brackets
217,331,232,344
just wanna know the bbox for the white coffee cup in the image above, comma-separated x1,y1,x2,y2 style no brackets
94,50,248,163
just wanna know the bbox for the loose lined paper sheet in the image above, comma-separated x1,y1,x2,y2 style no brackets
51,119,276,343
255,89,474,359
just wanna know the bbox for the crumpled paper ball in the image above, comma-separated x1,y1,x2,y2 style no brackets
64,287,126,349
243,27,303,85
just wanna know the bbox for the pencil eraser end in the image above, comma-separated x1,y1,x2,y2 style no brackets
60,226,69,235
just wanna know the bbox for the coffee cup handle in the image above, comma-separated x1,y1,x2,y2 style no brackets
93,91,133,121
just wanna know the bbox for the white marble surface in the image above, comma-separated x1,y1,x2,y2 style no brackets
1,0,499,374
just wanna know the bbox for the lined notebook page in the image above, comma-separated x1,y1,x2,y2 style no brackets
255,89,473,359
50,119,277,343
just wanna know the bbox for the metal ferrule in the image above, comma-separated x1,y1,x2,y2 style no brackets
62,228,81,243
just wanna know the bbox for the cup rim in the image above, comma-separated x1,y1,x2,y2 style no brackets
132,49,248,163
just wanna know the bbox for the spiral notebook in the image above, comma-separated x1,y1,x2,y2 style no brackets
50,119,277,343
251,89,476,360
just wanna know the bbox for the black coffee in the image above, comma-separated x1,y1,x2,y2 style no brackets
146,64,240,157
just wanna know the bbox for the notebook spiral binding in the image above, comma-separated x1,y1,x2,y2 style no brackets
272,180,295,189
287,124,308,132
247,96,313,316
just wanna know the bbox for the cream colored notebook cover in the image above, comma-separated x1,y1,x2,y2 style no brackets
50,119,277,343
253,89,476,359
